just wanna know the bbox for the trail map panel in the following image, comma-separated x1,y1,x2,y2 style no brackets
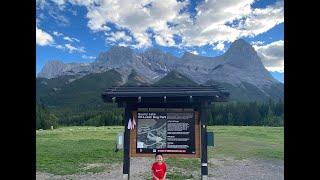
136,112,195,154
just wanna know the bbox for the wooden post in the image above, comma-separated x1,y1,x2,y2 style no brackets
123,104,131,179
200,100,208,180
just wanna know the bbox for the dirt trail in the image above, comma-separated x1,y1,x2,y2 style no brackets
36,157,283,180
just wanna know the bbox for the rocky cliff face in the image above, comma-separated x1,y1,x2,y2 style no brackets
37,60,92,79
37,60,66,79
177,39,278,88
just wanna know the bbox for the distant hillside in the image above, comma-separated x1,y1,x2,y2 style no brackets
36,75,77,101
36,70,122,116
154,71,198,86
124,70,150,86
205,80,283,102
36,66,283,112
36,67,284,126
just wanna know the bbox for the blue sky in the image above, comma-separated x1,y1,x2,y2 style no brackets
36,0,284,82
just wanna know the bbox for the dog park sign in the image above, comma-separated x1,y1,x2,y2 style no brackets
136,111,195,154
102,86,229,180
134,111,199,157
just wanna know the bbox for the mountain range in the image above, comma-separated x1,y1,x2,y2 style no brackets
37,39,283,104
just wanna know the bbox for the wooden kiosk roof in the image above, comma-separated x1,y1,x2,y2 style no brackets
102,85,230,106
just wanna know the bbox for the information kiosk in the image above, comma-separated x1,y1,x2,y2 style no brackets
102,85,229,180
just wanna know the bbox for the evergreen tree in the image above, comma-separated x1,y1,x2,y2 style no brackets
36,103,58,129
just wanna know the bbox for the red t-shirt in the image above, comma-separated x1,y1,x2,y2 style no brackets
152,162,167,180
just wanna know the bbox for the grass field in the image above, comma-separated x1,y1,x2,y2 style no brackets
36,126,123,175
208,126,284,160
36,126,283,175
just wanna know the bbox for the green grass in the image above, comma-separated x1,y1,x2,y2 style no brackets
36,126,124,175
166,171,194,180
166,158,200,171
37,126,283,175
207,126,284,160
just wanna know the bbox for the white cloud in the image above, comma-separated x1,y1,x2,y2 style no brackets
154,33,175,47
196,0,254,34
82,0,187,48
36,0,47,10
63,36,73,42
70,9,78,16
63,36,80,42
177,0,283,47
50,12,70,26
131,32,152,49
118,42,129,47
101,25,111,31
251,41,265,46
173,0,254,47
52,44,65,50
106,31,132,43
239,0,284,37
53,31,64,37
37,0,70,26
36,26,84,53
72,37,80,42
82,54,96,59
52,0,66,6
65,43,85,53
213,42,225,52
48,0,284,49
68,0,96,6
36,26,54,46
253,40,284,72
190,50,198,55
52,31,81,43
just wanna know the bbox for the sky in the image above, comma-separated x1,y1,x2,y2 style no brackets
36,0,284,82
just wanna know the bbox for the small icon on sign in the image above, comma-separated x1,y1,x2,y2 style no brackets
137,142,144,148
153,149,156,152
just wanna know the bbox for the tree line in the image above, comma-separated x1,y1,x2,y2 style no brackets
36,98,283,129
36,103,58,130
207,98,283,126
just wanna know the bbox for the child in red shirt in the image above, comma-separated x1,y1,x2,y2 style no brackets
151,152,167,180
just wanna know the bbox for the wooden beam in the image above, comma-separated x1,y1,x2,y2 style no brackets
123,103,131,179
200,100,208,179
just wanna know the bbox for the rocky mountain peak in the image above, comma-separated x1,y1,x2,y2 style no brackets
229,39,254,51
224,39,263,69
141,48,181,69
43,60,65,67
37,60,66,79
94,45,134,66
143,47,163,55
182,51,198,59
38,39,280,90
108,45,133,54
226,38,258,58
142,48,167,61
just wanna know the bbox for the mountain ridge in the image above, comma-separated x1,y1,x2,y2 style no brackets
37,39,283,102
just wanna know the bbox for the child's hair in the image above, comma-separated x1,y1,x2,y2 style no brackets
155,152,163,158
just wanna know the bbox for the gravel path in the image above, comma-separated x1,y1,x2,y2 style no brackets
208,157,283,180
36,157,283,180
